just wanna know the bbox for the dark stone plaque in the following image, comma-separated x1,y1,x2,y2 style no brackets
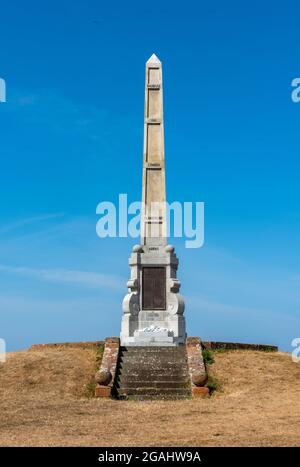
142,267,166,310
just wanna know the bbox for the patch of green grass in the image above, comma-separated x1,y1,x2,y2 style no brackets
85,379,97,398
206,375,220,393
95,344,104,365
85,344,105,398
202,349,215,365
261,346,276,352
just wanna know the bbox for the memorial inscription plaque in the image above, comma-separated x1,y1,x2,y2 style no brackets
142,267,166,310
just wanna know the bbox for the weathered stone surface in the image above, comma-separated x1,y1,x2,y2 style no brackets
95,369,112,386
95,337,120,398
115,346,191,400
186,337,208,394
141,53,166,246
192,370,207,387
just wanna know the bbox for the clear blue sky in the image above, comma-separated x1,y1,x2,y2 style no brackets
0,0,299,351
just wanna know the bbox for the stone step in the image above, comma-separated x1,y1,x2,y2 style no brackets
120,347,187,353
120,347,187,354
119,371,188,380
118,365,189,375
117,373,189,381
119,365,187,372
120,354,187,360
115,345,191,400
120,361,188,366
118,380,189,387
118,387,191,396
119,366,188,372
118,394,191,401
119,366,188,375
116,380,190,389
119,364,188,371
119,357,187,364
120,353,187,359
119,356,187,363
118,370,189,378
120,350,187,356
120,350,186,358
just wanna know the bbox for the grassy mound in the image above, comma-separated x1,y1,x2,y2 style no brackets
0,346,299,446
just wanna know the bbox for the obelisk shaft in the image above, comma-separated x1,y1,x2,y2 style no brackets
141,54,167,246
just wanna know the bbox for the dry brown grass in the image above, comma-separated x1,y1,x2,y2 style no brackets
0,347,299,446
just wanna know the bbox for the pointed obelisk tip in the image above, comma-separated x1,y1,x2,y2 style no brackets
147,53,161,65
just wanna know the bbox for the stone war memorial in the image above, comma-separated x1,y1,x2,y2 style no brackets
95,54,208,400
121,53,186,347
94,54,277,400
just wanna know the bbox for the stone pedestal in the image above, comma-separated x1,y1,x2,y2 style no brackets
121,244,186,346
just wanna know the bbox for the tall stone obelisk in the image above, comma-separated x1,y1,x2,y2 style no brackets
140,53,167,246
121,54,186,346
